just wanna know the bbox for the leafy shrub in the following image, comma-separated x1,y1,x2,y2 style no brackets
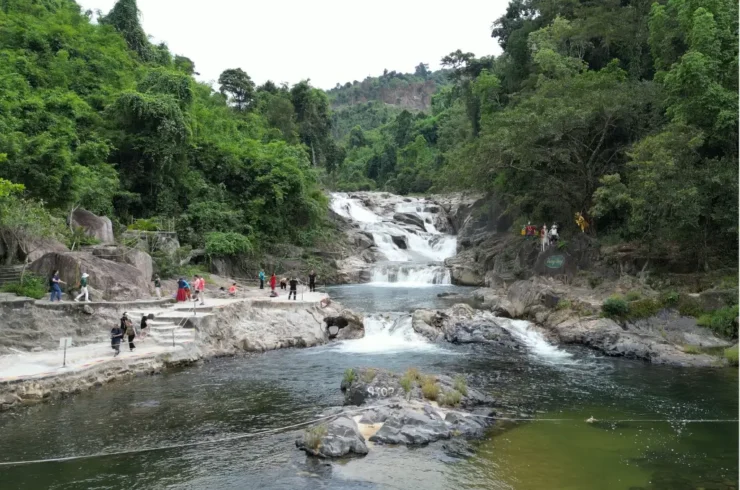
421,379,440,401
678,296,705,318
204,232,253,256
723,345,738,366
343,368,356,385
625,291,641,301
557,240,569,250
659,290,680,306
399,375,413,395
127,218,160,231
439,389,462,407
556,299,572,310
588,275,604,289
697,305,739,338
682,345,701,354
453,375,468,396
304,424,328,451
627,298,661,320
602,295,629,318
361,368,377,383
1,274,46,299
67,226,100,248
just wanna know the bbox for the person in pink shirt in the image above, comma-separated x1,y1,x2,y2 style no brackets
193,274,206,305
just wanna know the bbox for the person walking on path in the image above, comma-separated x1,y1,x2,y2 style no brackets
228,282,237,296
111,324,123,357
280,277,287,290
308,270,317,292
176,277,188,302
49,270,65,302
259,270,265,289
195,275,205,305
139,315,149,340
153,275,162,299
269,272,277,293
288,276,298,300
123,314,137,352
74,272,91,302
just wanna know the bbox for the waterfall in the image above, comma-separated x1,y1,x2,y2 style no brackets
330,314,442,353
500,319,576,364
330,192,457,285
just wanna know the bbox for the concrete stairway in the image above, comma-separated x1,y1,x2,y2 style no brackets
126,301,215,347
0,265,25,287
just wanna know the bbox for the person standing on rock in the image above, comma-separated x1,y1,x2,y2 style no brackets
153,274,162,299
280,277,287,290
540,225,548,252
111,324,123,357
289,276,298,300
74,273,91,303
49,270,65,302
259,270,265,289
269,272,277,293
176,277,188,302
140,315,149,340
308,270,317,292
124,314,137,352
195,275,205,305
549,223,559,246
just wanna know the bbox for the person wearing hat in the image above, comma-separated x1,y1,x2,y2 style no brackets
75,272,91,303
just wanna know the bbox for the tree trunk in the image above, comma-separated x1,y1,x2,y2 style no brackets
311,141,316,167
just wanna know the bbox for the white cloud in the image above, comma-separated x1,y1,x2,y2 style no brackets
77,0,508,90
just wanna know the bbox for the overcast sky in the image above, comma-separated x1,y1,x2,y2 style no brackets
77,0,508,90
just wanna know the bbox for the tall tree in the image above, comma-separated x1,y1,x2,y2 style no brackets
218,68,255,110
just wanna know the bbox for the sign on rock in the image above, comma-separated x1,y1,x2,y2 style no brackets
546,255,565,269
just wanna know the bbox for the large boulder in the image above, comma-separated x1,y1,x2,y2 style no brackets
90,246,153,283
70,209,114,244
295,416,368,458
29,251,150,300
325,309,365,340
445,251,485,286
369,410,451,445
393,213,426,231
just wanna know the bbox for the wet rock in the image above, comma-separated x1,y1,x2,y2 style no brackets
391,235,408,249
445,251,484,286
326,309,364,340
359,407,392,424
393,213,426,231
369,410,452,445
296,417,368,458
442,438,476,458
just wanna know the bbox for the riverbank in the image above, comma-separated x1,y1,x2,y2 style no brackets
0,289,360,411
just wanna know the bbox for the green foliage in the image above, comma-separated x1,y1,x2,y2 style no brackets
660,290,680,306
697,305,739,339
405,367,422,382
556,299,572,311
682,345,701,355
304,424,328,451
602,296,629,318
204,232,253,257
453,375,468,396
0,273,46,299
626,298,662,320
625,291,642,301
724,345,738,366
128,218,160,232
361,368,377,383
420,378,440,401
342,368,356,385
678,296,705,318
439,389,463,407
399,375,413,395
68,226,101,248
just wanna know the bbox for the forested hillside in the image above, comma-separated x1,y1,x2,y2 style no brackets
0,0,344,265
326,0,738,268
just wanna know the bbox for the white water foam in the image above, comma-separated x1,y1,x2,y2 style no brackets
369,263,451,287
331,314,444,354
500,319,577,364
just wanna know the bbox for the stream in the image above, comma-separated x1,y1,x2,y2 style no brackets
0,193,737,489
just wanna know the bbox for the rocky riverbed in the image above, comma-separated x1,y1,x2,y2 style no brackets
296,367,497,458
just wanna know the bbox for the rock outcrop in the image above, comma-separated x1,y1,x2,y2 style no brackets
70,209,115,244
295,416,369,458
411,304,522,349
325,309,365,340
393,212,426,231
90,246,154,283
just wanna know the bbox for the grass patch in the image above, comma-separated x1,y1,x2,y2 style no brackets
453,375,468,396
304,424,328,451
723,345,738,366
625,291,642,301
602,295,629,318
343,368,356,385
361,368,377,383
439,389,462,407
1,274,47,299
399,375,413,395
677,296,705,318
697,305,739,338
555,299,572,311
626,298,662,320
405,367,422,382
682,345,701,355
421,378,440,401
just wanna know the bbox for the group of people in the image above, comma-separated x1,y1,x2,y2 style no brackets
47,270,92,303
175,275,206,304
110,312,149,356
259,269,317,300
522,222,560,251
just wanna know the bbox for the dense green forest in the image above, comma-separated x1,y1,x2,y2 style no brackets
0,0,344,264
0,0,737,273
327,0,738,268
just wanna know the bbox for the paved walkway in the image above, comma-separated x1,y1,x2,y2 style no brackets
0,288,331,384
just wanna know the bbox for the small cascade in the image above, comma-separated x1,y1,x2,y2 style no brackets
330,192,458,284
332,314,440,353
370,263,451,286
500,319,576,364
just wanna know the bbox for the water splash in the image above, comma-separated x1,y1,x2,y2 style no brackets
500,319,577,364
331,314,444,354
369,263,451,286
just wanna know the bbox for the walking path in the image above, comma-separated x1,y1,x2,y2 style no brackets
0,287,330,384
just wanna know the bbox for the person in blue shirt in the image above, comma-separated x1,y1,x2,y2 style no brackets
259,270,265,289
49,270,65,302
111,325,123,356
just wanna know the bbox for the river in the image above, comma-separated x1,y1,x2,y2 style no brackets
0,193,737,489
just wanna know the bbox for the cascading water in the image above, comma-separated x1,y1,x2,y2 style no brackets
500,319,576,364
330,313,443,354
330,192,457,285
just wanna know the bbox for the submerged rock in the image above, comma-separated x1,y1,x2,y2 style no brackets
295,416,369,458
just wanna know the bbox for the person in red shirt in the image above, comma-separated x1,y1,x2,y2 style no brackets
269,273,277,293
